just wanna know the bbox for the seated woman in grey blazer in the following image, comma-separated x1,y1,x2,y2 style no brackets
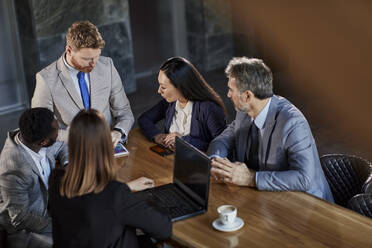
138,57,227,151
49,109,172,248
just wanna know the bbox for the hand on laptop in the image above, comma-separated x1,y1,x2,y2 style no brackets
127,177,155,192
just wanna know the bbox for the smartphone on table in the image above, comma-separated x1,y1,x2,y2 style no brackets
150,144,174,156
114,142,129,157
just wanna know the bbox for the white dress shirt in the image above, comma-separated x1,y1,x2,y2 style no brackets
62,54,90,95
16,134,51,189
253,97,272,137
169,100,193,136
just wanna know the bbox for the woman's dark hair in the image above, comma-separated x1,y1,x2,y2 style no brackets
160,57,226,112
18,108,55,143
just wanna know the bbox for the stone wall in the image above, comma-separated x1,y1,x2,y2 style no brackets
14,0,233,96
185,0,233,71
14,0,40,99
31,0,136,93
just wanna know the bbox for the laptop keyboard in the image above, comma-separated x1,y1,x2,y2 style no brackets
142,186,197,219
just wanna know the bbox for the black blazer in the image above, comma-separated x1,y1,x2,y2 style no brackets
138,99,226,151
49,169,172,248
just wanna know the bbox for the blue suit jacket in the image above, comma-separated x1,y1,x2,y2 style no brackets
208,95,334,202
138,99,226,151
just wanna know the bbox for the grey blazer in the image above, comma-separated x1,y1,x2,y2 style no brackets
31,54,134,141
208,95,334,202
0,130,68,233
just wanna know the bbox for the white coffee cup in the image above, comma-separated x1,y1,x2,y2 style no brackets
217,205,237,226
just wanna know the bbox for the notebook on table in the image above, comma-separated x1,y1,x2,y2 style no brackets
136,137,211,222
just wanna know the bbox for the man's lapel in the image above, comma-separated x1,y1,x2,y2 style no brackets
236,114,252,162
56,55,84,109
89,61,107,110
165,102,176,132
261,96,279,165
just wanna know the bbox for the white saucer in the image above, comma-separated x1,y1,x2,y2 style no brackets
212,217,244,232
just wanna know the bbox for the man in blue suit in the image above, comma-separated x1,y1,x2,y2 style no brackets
208,57,334,202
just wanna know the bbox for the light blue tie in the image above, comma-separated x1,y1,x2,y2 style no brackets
77,72,90,109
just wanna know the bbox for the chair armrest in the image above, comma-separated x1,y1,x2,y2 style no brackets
348,194,372,218
363,174,372,194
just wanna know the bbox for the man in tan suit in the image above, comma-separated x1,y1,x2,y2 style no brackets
32,21,134,145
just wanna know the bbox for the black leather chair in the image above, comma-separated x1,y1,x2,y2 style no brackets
320,154,372,218
348,193,372,217
0,225,7,248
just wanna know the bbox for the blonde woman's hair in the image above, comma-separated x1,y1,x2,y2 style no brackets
66,21,105,50
60,109,115,198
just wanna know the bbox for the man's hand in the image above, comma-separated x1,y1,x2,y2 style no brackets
111,130,122,147
163,132,181,150
127,177,155,192
211,157,256,187
153,133,168,146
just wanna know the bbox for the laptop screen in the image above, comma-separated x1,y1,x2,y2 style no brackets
173,137,211,207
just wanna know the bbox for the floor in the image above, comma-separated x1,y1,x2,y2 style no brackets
0,69,367,160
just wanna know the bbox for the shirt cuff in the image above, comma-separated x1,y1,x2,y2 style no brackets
255,171,258,186
113,127,127,142
209,154,222,159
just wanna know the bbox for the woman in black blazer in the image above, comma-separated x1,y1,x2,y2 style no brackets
138,57,226,151
49,109,172,248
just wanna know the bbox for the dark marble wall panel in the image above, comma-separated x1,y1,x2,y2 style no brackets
100,22,136,93
32,0,130,38
14,0,40,100
187,34,205,70
204,0,232,35
185,0,233,71
206,34,234,71
37,35,65,69
185,0,206,70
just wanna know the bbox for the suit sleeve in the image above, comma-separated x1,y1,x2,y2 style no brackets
32,73,53,110
256,120,314,192
116,184,172,240
54,141,69,165
207,111,241,158
138,100,168,140
32,73,69,142
0,167,50,232
182,103,226,151
109,58,135,136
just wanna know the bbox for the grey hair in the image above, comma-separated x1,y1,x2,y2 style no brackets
225,57,273,99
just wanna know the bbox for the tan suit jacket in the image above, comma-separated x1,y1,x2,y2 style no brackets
31,54,134,141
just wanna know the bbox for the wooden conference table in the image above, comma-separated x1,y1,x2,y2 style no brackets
115,129,372,248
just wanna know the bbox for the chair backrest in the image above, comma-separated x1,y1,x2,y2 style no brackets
320,154,372,207
348,193,372,218
0,225,7,248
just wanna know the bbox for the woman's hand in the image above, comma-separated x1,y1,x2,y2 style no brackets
163,132,181,150
153,133,167,146
127,177,155,192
